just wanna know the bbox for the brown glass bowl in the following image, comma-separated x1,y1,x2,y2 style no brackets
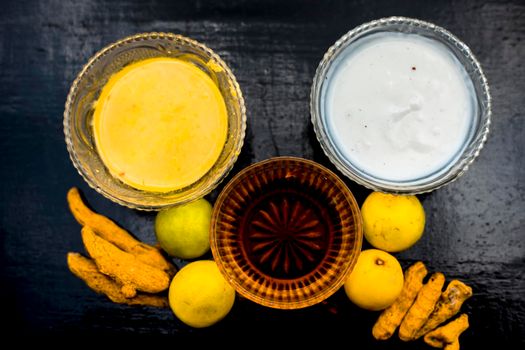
210,157,363,309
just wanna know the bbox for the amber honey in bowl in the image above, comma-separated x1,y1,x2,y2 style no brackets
240,176,334,279
211,157,363,309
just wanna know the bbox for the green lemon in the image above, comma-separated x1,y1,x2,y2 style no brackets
169,260,235,328
155,198,212,259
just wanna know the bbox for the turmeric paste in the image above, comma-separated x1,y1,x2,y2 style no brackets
81,226,170,294
372,261,428,340
424,314,469,349
415,280,473,339
399,272,445,341
67,252,168,308
67,187,176,276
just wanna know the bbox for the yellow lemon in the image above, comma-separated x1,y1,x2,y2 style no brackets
169,260,235,328
155,198,212,259
361,192,425,252
344,249,404,311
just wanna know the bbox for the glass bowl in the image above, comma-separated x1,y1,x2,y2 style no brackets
210,157,363,309
310,17,491,194
64,33,246,210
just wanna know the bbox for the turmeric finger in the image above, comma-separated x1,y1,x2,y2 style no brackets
444,340,460,350
399,272,445,341
121,284,138,298
129,294,169,308
415,280,473,338
372,261,428,340
67,252,168,308
68,252,129,303
67,187,176,276
81,226,170,294
424,314,469,348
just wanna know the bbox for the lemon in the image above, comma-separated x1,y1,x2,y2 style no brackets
361,192,425,252
344,249,404,311
169,260,235,328
155,199,212,259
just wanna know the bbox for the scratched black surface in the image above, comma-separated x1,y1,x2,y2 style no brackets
1,0,524,346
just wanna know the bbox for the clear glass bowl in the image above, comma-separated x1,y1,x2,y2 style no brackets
210,157,363,309
310,17,491,194
64,33,246,210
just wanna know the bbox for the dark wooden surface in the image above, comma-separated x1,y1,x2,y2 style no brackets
1,0,524,346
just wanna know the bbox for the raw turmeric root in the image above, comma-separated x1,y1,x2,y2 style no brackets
399,272,445,341
443,340,460,350
373,261,428,340
424,314,469,349
415,280,473,339
81,226,170,295
67,252,168,308
67,187,176,276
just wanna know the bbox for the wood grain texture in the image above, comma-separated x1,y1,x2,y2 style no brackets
0,0,524,346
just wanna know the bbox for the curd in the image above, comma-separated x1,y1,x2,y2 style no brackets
323,32,477,182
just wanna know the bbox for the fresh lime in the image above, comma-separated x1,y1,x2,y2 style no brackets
361,192,426,252
169,260,235,328
344,249,404,311
155,198,212,259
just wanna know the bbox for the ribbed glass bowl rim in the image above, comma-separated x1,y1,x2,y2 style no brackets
310,16,491,194
63,32,246,210
210,156,363,309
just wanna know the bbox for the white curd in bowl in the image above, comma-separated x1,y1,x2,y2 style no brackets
321,32,478,182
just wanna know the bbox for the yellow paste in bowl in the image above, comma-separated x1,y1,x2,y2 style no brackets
93,57,228,192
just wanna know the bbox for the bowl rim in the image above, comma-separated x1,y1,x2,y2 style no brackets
210,156,363,309
310,16,492,194
64,32,246,210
